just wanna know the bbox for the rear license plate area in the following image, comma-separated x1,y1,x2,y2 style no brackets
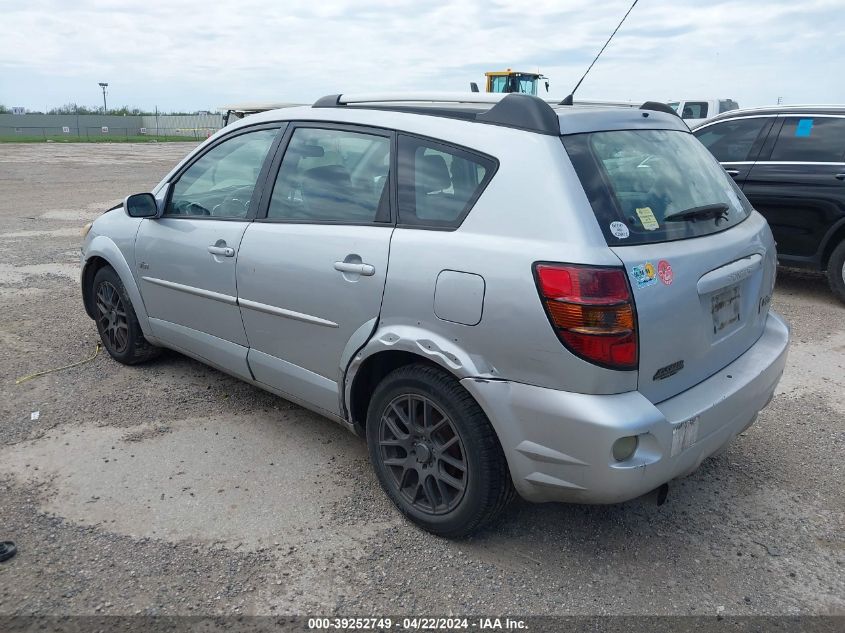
711,284,741,335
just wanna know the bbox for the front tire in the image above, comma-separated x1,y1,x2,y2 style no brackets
366,364,513,538
827,239,845,304
92,266,159,365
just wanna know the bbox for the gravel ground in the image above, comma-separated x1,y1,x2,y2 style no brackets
0,143,842,617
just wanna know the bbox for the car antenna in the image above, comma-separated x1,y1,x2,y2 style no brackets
560,0,640,106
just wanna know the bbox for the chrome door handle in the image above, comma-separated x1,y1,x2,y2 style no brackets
334,261,375,276
725,169,740,177
208,245,235,257
835,173,845,181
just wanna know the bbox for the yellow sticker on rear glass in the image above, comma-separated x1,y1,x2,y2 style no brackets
636,207,659,231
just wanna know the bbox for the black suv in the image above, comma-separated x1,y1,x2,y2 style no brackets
693,106,845,302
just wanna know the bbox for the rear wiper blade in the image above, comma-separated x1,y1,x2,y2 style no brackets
664,203,729,223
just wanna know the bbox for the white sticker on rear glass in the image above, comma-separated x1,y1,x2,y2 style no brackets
609,221,630,239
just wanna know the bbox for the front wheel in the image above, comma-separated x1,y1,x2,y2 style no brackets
92,266,159,365
366,364,513,538
827,239,845,304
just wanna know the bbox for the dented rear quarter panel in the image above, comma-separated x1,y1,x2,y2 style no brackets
348,128,638,396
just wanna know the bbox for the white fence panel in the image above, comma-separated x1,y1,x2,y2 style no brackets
140,114,223,138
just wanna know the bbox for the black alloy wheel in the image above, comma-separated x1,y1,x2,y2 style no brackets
377,393,468,515
91,266,159,365
95,280,129,354
366,364,514,538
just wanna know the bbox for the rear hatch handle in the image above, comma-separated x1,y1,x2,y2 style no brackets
697,254,763,295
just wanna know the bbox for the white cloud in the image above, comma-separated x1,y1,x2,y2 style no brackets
0,0,842,110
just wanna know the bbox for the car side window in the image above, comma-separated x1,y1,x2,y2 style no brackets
681,102,708,119
694,118,771,162
769,117,845,163
397,135,496,229
490,76,507,92
166,128,278,219
266,127,390,223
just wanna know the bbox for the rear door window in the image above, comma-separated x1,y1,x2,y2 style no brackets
397,135,496,229
769,117,845,162
563,129,752,245
266,126,391,223
694,117,772,162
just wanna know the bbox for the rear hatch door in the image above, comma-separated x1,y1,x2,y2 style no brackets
562,127,777,403
611,216,775,403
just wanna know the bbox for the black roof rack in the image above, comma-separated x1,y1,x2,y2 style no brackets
311,93,561,135
313,94,342,108
476,94,560,135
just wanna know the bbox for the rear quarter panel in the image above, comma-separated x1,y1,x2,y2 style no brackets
372,130,637,395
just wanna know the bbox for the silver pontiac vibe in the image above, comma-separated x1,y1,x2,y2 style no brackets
81,93,789,537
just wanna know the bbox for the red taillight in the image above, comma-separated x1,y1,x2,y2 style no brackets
534,263,638,370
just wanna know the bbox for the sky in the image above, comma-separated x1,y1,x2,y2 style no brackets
1,0,843,112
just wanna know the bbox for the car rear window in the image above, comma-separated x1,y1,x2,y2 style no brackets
681,102,708,119
562,129,753,245
719,99,739,114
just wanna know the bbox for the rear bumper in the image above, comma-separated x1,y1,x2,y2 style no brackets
460,311,789,504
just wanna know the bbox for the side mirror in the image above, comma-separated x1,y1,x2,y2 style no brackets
124,193,158,218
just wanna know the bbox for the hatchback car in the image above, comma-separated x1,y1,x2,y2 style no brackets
693,106,845,302
81,93,789,537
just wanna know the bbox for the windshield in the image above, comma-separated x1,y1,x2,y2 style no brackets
489,74,538,95
562,129,752,245
513,75,537,95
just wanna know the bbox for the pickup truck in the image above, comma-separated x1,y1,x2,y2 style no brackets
667,99,739,127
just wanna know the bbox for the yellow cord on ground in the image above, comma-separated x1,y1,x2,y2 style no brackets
15,343,102,385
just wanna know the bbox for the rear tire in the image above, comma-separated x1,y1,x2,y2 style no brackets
827,240,845,304
366,364,513,538
92,266,159,365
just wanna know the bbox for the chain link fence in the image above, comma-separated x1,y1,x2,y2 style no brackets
0,114,223,142
0,125,218,141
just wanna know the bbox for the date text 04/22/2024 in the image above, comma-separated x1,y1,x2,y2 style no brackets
307,617,528,630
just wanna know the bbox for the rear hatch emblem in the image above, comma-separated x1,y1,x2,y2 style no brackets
653,360,684,381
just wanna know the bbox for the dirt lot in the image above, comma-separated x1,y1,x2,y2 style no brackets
0,143,842,617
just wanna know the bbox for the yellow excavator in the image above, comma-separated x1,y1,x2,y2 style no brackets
471,69,549,96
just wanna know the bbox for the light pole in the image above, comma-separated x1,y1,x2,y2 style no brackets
98,82,109,113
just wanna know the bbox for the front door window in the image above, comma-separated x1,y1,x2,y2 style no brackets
166,128,278,218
